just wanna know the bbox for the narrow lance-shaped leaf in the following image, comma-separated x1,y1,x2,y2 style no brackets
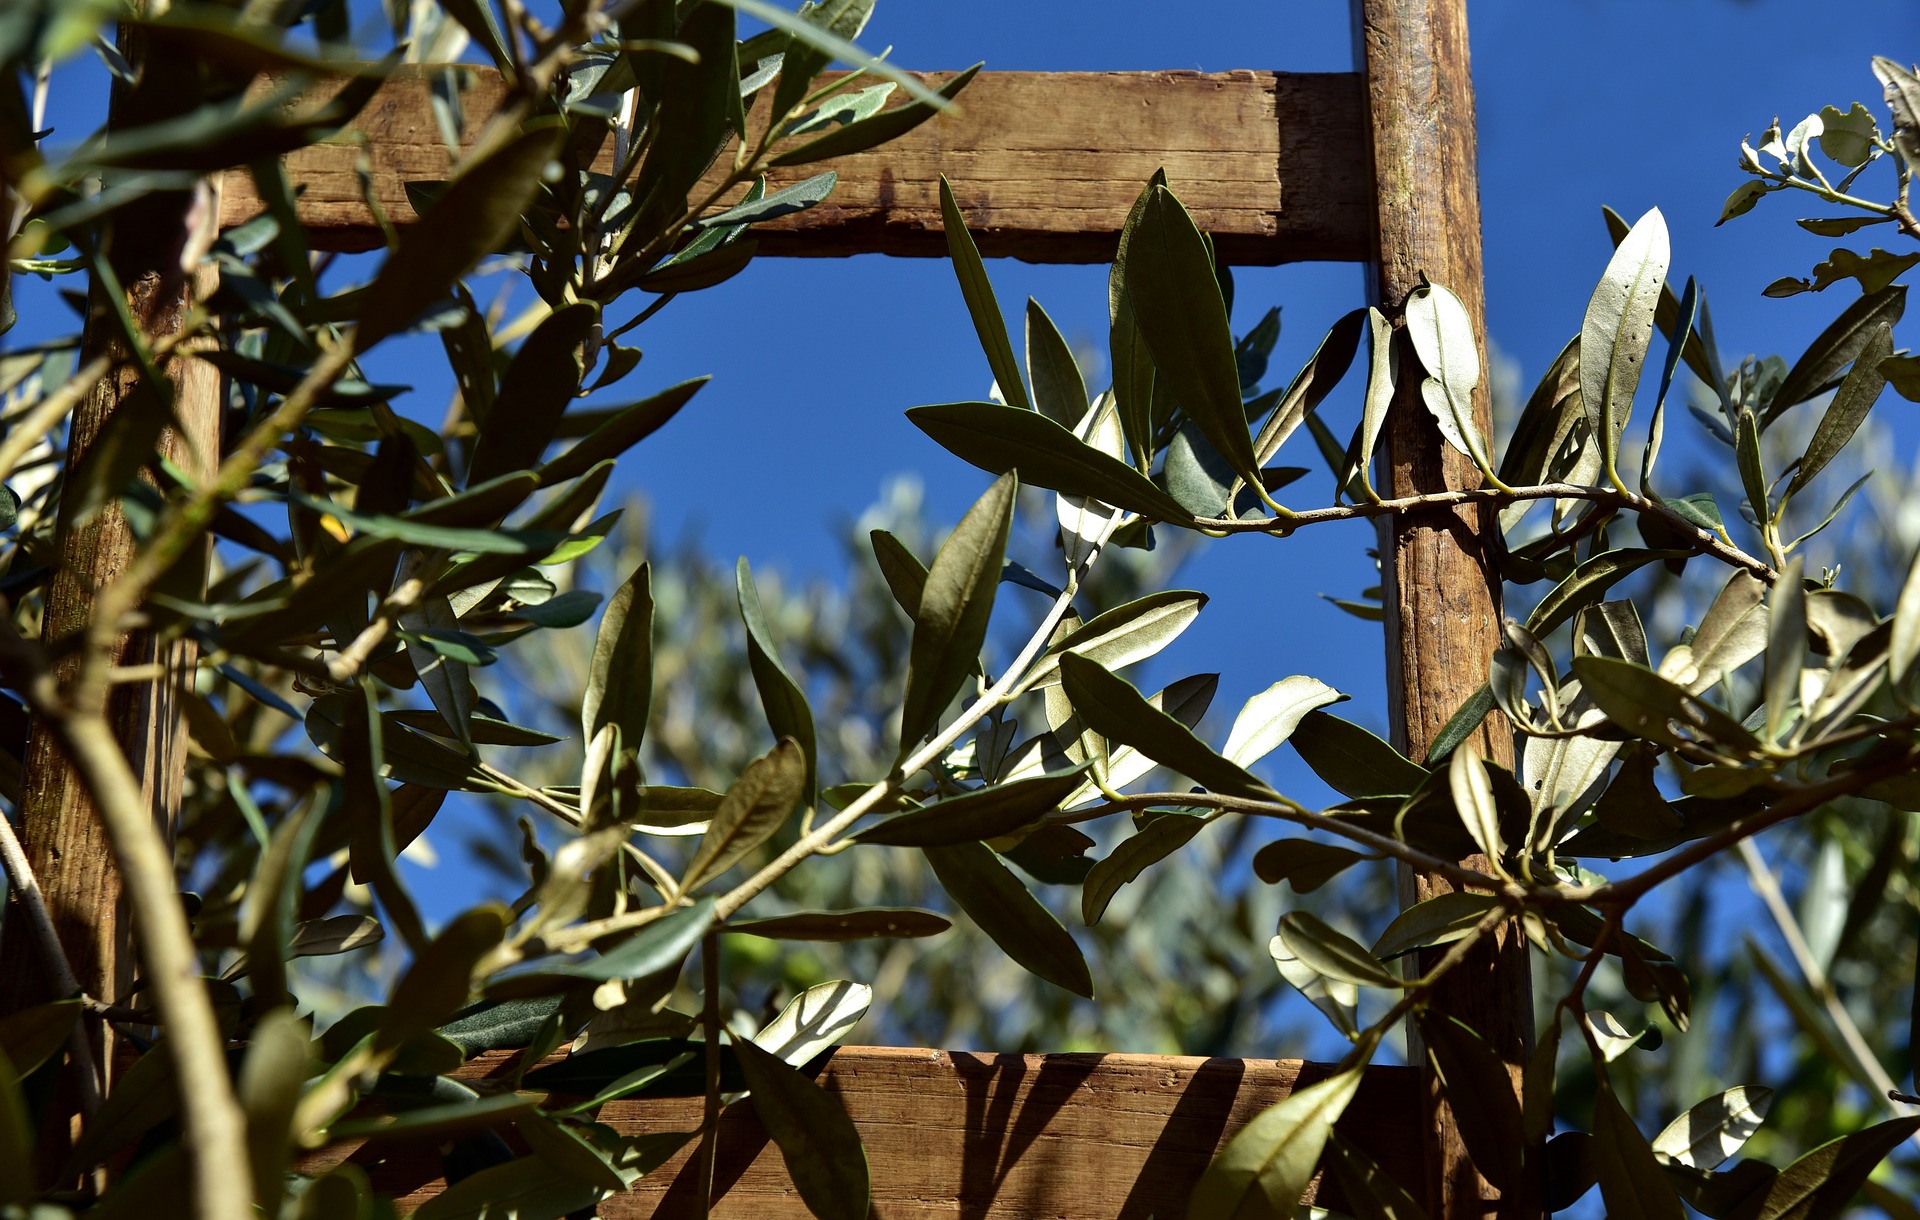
1405,281,1495,472
729,1035,870,1220
1736,409,1770,530
1768,284,1905,424
1448,742,1505,864
1651,1086,1772,1171
1126,184,1260,487
1764,556,1806,744
1643,276,1698,493
1358,306,1395,500
753,980,872,1067
924,840,1093,997
769,64,979,167
869,528,928,622
1752,1113,1920,1220
1020,590,1208,691
939,176,1029,411
1058,653,1271,800
681,739,806,891
1277,912,1402,989
1592,1084,1687,1220
466,301,597,487
737,558,817,806
1027,297,1088,429
583,564,652,748
898,474,1016,752
1891,541,1920,685
1580,207,1671,480
1784,320,1893,499
1223,676,1345,768
356,121,563,351
1083,813,1207,925
1186,1067,1364,1220
906,401,1194,523
1109,171,1165,469
854,769,1086,847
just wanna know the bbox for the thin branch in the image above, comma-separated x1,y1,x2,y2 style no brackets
0,809,102,1117
1198,481,1777,583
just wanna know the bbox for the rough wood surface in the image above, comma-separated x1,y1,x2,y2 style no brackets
1357,1,1539,1216
307,1046,1421,1216
0,21,219,1176
218,66,1371,264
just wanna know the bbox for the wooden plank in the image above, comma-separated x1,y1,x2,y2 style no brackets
1357,0,1539,1215
306,1046,1421,1216
218,67,1371,264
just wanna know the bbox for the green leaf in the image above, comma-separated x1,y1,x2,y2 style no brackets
1592,1086,1689,1220
1251,309,1368,470
1764,556,1807,743
753,979,872,1066
1447,743,1504,863
729,1035,870,1220
1580,207,1671,470
1525,547,1688,640
583,564,652,748
486,899,714,998
1223,676,1345,768
697,170,837,227
1322,1132,1431,1220
240,1009,311,1211
1768,285,1905,422
411,1154,605,1220
1884,353,1920,402
682,740,806,891
924,840,1093,997
1185,1067,1363,1220
769,63,976,165
869,528,929,622
898,474,1016,751
1404,281,1493,470
0,999,81,1079
738,559,817,805
1127,184,1259,486
356,121,563,351
906,402,1193,522
1418,1012,1527,1192
1784,321,1893,498
1083,812,1207,924
1109,172,1164,469
937,176,1029,411
1026,297,1089,428
1288,711,1428,798
1523,1018,1562,1145
1357,307,1395,500
1277,912,1401,989
1251,839,1372,893
1754,1115,1920,1220
1425,682,1494,766
1659,570,1768,694
467,301,596,487
1719,180,1766,225
1643,276,1698,491
1058,653,1271,800
724,909,951,941
856,770,1085,846
436,996,568,1056
1652,1086,1772,1171
382,903,507,1036
1021,590,1208,691
1570,656,1760,752
1817,101,1880,166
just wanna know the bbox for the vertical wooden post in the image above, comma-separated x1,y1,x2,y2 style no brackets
0,15,216,1132
1354,1,1539,1216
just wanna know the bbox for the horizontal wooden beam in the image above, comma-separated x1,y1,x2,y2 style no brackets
306,1046,1421,1215
219,67,1371,264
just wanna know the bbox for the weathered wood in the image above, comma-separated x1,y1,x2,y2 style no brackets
303,1046,1420,1216
1356,1,1538,1216
218,66,1370,264
0,19,220,1177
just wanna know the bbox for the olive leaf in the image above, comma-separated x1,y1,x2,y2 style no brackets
1651,1086,1772,1171
738,558,817,805
753,979,871,1067
724,909,951,941
1223,676,1345,768
1783,320,1892,499
1277,911,1402,989
854,769,1086,847
730,1035,871,1220
1252,839,1372,893
1058,653,1271,800
938,175,1030,412
1288,711,1428,799
1592,1085,1688,1220
681,739,806,891
1020,590,1208,691
1404,280,1494,471
924,840,1093,998
1580,207,1670,473
1186,1067,1364,1220
1083,812,1207,924
898,474,1016,751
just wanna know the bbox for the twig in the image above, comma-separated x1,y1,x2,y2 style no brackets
696,930,722,1218
1199,481,1777,583
0,810,103,1117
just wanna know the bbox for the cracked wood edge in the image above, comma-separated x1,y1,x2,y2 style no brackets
220,66,1370,263
302,1046,1421,1216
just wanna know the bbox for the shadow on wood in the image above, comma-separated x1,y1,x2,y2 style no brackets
306,1046,1422,1216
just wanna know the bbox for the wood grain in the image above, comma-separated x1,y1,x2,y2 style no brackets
307,1046,1422,1216
1357,0,1540,1215
218,66,1371,264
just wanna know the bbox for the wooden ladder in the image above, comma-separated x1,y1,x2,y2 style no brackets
45,1,1537,1215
